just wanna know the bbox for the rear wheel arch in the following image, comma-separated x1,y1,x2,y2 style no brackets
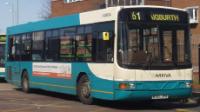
76,72,88,84
76,73,93,104
21,69,29,81
21,69,31,93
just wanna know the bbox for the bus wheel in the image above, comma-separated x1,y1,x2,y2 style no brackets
22,71,30,93
77,75,93,105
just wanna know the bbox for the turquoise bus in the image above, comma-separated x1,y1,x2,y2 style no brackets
0,34,6,78
6,6,192,104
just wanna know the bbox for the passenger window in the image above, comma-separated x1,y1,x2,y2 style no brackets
21,34,32,61
46,30,60,61
8,36,22,61
95,31,114,62
8,37,14,61
76,26,93,62
60,27,76,61
93,22,114,63
32,32,44,61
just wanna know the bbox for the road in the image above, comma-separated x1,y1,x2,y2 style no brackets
0,80,200,112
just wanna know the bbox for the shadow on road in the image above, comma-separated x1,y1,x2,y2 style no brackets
16,88,79,103
0,78,6,83
15,88,200,111
94,100,200,110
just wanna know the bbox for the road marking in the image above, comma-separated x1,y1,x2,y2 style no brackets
2,107,34,112
89,108,108,112
0,89,14,91
0,100,71,109
192,91,200,94
176,109,193,112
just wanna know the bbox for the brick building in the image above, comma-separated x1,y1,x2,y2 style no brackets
50,0,200,81
51,0,171,17
170,0,200,82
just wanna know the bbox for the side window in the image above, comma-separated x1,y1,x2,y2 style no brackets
21,34,32,61
9,35,22,61
46,30,60,61
0,43,5,67
93,22,114,63
32,32,44,61
76,26,93,62
8,37,14,61
60,27,76,61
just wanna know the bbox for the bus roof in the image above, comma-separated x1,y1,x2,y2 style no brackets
7,5,186,36
0,33,5,36
0,35,6,42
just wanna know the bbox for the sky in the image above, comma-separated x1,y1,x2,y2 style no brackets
0,0,49,34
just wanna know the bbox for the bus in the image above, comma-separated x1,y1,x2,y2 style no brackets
0,34,6,78
5,6,192,104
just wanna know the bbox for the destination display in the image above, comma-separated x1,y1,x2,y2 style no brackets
0,36,6,42
119,8,188,24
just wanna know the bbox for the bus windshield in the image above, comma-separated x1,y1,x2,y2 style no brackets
118,8,191,69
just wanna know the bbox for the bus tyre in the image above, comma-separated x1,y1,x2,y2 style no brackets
77,75,93,105
22,72,30,93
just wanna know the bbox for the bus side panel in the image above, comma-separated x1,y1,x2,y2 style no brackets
73,63,114,100
6,62,33,87
90,74,114,100
30,62,115,100
7,61,115,100
6,61,22,86
30,76,77,95
30,62,76,95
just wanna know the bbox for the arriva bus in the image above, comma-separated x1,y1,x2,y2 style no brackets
0,34,6,78
6,6,192,104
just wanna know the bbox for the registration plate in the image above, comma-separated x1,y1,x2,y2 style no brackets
152,95,169,100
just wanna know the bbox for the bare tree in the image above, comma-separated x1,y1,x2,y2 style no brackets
39,0,51,20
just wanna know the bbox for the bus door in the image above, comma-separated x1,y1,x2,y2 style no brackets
160,29,174,65
136,27,160,81
7,36,21,82
143,26,184,68
143,27,160,68
160,26,186,69
0,43,5,76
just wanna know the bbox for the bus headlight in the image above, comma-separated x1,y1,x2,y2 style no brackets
186,82,191,88
129,83,135,89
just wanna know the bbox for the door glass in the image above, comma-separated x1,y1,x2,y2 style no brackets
143,27,160,62
0,44,5,67
177,30,185,63
163,31,173,63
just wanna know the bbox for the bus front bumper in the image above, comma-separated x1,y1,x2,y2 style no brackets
114,88,192,101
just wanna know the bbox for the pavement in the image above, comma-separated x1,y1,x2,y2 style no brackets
0,80,200,112
192,84,200,100
192,84,200,92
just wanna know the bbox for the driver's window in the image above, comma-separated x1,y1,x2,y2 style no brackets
127,29,147,64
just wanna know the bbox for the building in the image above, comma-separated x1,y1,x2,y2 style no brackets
50,0,200,82
50,0,171,17
170,0,200,83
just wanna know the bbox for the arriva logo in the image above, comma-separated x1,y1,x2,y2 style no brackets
155,73,171,78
